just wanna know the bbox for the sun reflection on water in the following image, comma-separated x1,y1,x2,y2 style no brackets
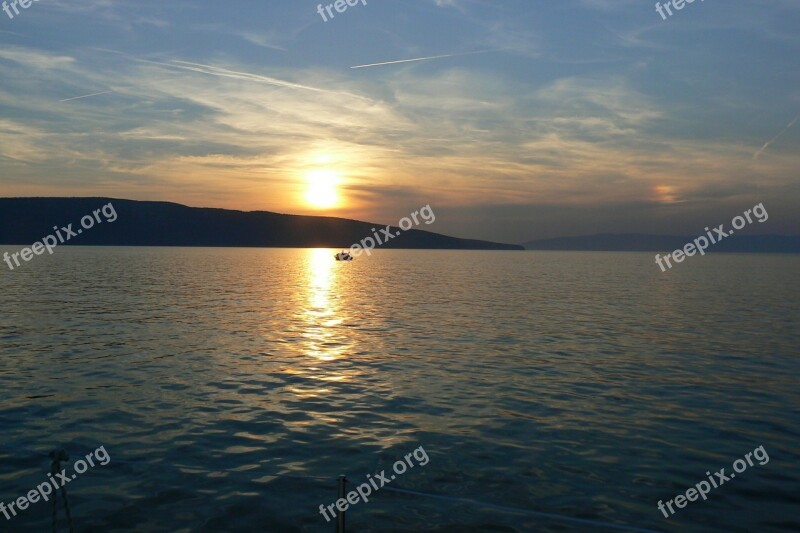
278,249,363,401
304,249,346,362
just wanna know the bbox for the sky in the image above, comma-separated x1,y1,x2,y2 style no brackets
0,0,798,243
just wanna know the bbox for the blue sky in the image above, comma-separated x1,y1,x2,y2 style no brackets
0,0,798,242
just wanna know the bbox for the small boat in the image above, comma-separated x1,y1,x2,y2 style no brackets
335,250,353,261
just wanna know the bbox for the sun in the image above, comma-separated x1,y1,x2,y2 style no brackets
305,169,340,209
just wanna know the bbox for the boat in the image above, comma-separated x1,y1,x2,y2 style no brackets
335,250,353,261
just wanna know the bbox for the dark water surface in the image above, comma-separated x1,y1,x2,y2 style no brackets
1,247,798,532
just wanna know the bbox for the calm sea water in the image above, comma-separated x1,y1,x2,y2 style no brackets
0,247,798,532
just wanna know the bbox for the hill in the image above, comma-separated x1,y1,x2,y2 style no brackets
523,233,800,253
0,198,523,250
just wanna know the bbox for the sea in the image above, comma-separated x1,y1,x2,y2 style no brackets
1,247,798,532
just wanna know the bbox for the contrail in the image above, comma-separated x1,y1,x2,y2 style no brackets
134,58,369,101
350,49,500,69
59,90,114,102
754,112,800,159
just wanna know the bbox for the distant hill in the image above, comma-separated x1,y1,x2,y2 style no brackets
523,233,800,253
0,197,523,250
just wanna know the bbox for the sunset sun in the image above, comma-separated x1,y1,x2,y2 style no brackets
304,169,340,209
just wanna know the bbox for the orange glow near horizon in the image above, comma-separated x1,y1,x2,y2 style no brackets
654,184,680,204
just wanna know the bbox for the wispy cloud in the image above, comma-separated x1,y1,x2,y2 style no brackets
1,0,798,239
133,57,370,101
0,48,75,69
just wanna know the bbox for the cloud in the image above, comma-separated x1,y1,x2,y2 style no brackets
0,48,75,69
1,0,799,240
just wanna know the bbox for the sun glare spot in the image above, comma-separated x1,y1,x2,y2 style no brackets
305,169,339,209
